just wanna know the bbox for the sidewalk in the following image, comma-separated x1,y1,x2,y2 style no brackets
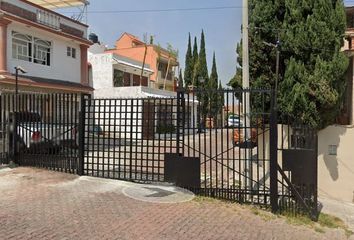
0,167,352,240
320,197,354,231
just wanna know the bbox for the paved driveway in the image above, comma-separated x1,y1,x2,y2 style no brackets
0,167,351,240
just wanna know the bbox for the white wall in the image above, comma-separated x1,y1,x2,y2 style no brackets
7,22,81,83
88,53,113,90
318,125,354,203
88,99,143,139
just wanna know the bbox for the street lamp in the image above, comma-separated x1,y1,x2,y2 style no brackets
14,66,27,95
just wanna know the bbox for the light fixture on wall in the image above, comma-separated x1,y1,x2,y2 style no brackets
14,66,27,95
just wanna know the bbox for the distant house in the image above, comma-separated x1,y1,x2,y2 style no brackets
88,37,196,139
106,32,179,92
0,0,92,94
317,6,354,203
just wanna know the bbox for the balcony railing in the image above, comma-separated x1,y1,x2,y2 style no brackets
158,71,174,81
0,1,85,38
36,9,60,30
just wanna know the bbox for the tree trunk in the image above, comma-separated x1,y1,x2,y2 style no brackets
163,56,171,90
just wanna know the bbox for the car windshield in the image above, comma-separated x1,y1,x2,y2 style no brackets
228,116,239,120
15,112,42,123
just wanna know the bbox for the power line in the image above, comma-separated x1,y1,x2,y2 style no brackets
62,6,242,14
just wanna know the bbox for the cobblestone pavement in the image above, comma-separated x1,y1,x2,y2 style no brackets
0,167,353,240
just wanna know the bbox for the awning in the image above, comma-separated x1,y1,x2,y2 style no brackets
112,56,154,74
26,0,89,9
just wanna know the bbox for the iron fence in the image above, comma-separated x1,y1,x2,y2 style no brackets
0,90,318,219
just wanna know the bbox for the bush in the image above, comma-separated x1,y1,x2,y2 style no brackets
156,124,176,134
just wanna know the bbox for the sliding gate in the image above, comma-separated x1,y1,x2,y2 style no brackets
0,90,318,218
170,88,318,218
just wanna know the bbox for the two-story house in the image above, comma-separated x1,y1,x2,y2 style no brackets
317,6,354,203
106,32,179,92
0,0,92,94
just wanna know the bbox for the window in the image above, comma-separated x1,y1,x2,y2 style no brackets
12,31,51,66
67,47,71,57
12,32,32,62
113,69,124,87
67,47,76,59
34,38,51,66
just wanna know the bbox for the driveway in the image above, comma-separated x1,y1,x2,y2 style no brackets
0,167,351,240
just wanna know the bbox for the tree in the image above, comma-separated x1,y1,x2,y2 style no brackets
194,30,209,88
209,52,219,118
163,43,179,90
178,69,183,88
192,36,199,85
184,33,193,87
229,0,348,129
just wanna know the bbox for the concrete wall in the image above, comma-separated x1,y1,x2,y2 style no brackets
88,53,113,91
318,125,354,203
7,22,81,83
88,99,143,139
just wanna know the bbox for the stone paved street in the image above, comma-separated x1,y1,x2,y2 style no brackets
0,167,352,240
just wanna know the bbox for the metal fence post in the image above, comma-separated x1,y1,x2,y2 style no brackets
270,91,279,213
78,93,86,176
176,90,181,155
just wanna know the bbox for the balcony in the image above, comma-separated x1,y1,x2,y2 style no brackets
0,0,87,39
158,70,174,82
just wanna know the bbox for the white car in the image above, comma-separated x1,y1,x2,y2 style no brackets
226,115,243,128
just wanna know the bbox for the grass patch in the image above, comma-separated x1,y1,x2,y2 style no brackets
192,195,353,237
318,213,353,237
8,161,18,169
250,206,276,221
283,212,353,237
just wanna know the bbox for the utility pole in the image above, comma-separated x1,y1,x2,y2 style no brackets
242,0,252,190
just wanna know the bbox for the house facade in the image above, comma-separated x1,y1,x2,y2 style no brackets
317,7,354,203
89,40,196,140
106,33,179,92
0,0,92,94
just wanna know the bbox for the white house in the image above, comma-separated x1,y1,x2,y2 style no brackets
0,0,92,94
88,41,197,139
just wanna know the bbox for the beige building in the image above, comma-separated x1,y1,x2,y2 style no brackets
317,7,354,203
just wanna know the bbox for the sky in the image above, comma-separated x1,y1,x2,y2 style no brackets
61,0,241,87
60,0,354,88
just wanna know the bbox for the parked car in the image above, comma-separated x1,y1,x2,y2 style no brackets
10,111,78,152
226,115,243,128
233,128,257,148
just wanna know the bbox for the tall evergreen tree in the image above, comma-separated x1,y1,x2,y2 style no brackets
209,52,219,118
229,0,348,129
178,69,184,89
194,30,209,125
194,30,209,88
192,36,199,85
184,33,193,87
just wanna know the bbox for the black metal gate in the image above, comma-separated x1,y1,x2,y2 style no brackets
169,88,318,219
0,90,318,218
81,97,179,182
0,93,80,173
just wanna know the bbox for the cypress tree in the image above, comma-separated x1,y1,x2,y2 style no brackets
194,30,209,124
229,0,348,129
194,30,209,88
192,36,199,86
184,33,193,87
178,69,184,89
209,52,219,118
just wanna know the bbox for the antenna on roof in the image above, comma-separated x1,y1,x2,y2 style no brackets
70,1,90,24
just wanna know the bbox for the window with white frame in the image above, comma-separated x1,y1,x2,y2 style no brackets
12,31,52,66
34,38,51,66
67,47,76,59
12,32,32,62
